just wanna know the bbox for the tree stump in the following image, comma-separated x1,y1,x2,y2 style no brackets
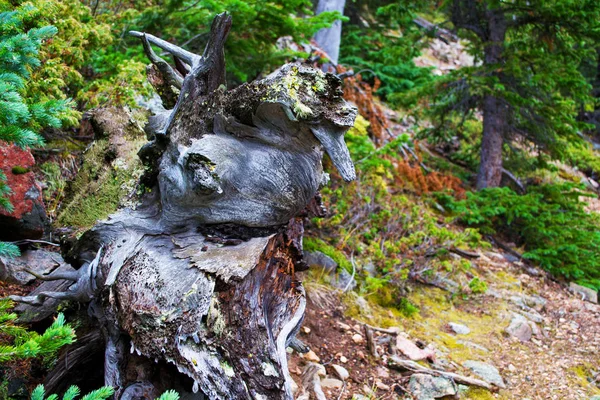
10,12,357,399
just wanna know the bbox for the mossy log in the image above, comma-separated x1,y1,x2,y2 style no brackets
10,12,356,400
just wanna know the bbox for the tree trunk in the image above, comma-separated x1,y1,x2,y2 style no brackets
10,12,357,400
476,7,507,190
313,0,346,67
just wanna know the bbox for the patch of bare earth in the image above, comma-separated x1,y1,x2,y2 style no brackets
289,251,600,399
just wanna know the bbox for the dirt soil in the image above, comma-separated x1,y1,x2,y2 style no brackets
289,251,600,400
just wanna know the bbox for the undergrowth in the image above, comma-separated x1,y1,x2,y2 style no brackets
437,183,600,289
307,115,483,313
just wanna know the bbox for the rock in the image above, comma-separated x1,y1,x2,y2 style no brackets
510,294,546,312
332,268,356,291
302,326,311,334
396,335,436,362
301,363,327,400
339,355,348,363
320,378,343,389
570,282,598,304
462,360,506,389
290,377,299,395
303,250,338,273
456,340,489,352
528,321,542,337
508,364,517,373
503,253,520,263
375,380,390,391
376,366,390,379
505,314,532,342
331,364,349,381
518,309,544,323
303,350,321,363
0,249,66,285
0,143,47,240
408,373,457,400
351,333,363,343
448,322,470,335
337,321,352,331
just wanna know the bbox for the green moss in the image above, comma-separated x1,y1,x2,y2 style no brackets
11,165,29,174
462,387,495,400
303,236,353,272
57,134,145,230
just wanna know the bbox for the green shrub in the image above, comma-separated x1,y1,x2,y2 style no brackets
437,183,600,289
339,3,432,103
0,300,75,364
468,277,488,294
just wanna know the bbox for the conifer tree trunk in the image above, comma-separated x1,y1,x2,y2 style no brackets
476,8,507,190
313,0,346,67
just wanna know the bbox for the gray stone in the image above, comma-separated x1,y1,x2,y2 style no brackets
332,268,356,291
448,322,470,335
303,250,338,273
408,373,457,400
506,314,532,342
463,360,506,389
503,253,520,263
320,378,343,389
518,310,544,323
0,249,66,285
331,364,349,381
456,340,489,352
570,282,598,304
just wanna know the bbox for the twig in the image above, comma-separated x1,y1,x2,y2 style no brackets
343,252,357,292
387,356,492,390
365,325,401,335
448,247,480,259
10,239,60,247
364,324,379,358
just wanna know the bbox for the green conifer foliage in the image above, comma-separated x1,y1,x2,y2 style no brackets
0,300,75,363
406,0,600,186
0,6,76,257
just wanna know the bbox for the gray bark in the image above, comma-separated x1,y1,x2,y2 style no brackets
476,8,507,189
10,12,357,400
313,0,346,66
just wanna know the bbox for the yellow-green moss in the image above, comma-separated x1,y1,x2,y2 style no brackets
462,387,495,400
304,236,352,272
57,134,146,230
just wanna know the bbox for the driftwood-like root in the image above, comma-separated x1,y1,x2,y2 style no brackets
13,11,357,400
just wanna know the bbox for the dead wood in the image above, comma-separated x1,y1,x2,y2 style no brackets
9,11,358,400
387,356,493,391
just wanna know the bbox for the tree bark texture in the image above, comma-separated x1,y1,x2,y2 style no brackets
10,12,357,400
313,0,346,66
476,7,507,189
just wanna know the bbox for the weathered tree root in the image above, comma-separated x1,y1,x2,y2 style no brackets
9,11,357,399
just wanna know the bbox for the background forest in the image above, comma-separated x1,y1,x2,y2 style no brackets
1,0,600,399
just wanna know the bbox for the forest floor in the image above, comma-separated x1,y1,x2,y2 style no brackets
289,249,600,400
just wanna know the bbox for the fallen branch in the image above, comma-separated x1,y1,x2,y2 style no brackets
413,17,459,44
449,247,480,259
364,324,379,358
387,356,492,391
